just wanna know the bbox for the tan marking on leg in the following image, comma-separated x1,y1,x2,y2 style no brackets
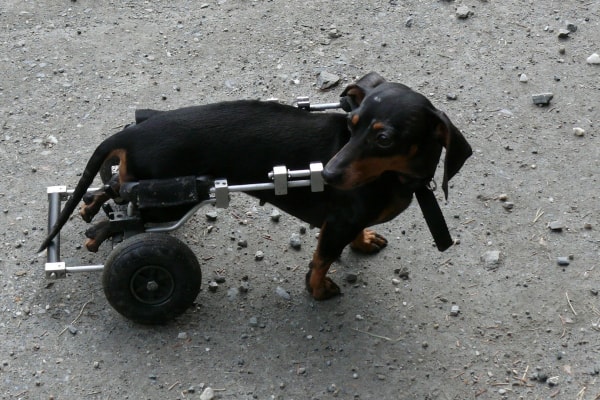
350,229,388,253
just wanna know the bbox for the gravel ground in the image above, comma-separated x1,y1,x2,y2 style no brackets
1,1,599,399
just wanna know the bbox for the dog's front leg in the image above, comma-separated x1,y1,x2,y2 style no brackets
306,220,363,300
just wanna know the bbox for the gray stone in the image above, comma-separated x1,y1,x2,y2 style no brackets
557,257,570,266
482,250,501,266
557,29,571,38
255,250,264,261
532,93,553,106
289,233,302,250
205,210,218,221
456,6,472,19
548,221,563,231
275,286,291,300
316,71,340,90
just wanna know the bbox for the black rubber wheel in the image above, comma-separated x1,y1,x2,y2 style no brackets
102,233,201,324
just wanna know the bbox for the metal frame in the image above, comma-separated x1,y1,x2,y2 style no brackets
44,162,326,279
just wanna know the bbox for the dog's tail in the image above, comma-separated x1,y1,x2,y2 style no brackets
38,136,122,253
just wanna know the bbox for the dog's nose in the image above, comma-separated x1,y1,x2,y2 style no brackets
322,167,343,186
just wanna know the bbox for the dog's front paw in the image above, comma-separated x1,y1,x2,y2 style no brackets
350,229,388,253
305,270,341,300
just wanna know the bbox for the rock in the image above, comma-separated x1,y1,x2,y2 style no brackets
502,201,514,210
248,316,259,327
289,233,302,250
450,305,460,316
446,93,458,100
177,332,188,340
586,53,600,64
275,286,291,300
205,211,218,221
67,325,78,335
328,28,341,39
557,29,570,39
208,281,219,292
547,376,559,387
405,17,414,27
557,257,570,266
199,387,215,400
519,73,528,82
270,209,281,222
573,127,585,137
481,250,501,266
316,71,340,90
565,21,577,32
456,6,472,19
255,250,264,261
344,272,358,283
237,239,248,248
548,221,563,232
532,93,553,106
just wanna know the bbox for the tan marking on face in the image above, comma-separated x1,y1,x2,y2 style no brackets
372,121,385,131
338,144,419,189
351,114,360,126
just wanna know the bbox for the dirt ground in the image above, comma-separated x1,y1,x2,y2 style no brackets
1,0,599,399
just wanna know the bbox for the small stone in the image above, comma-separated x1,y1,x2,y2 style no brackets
583,222,592,230
557,29,570,39
270,209,281,222
547,376,559,387
255,250,264,261
355,314,364,321
573,127,585,137
199,387,215,400
316,71,340,90
450,305,460,316
237,239,248,248
275,286,291,300
213,274,226,284
532,93,553,106
205,211,218,221
239,280,250,293
391,278,401,285
328,28,341,39
502,201,514,210
446,93,457,100
586,53,600,64
558,46,566,54
177,332,188,340
455,6,471,19
405,17,414,28
289,233,302,250
248,317,259,327
344,272,358,283
565,21,577,32
548,221,564,232
208,281,219,292
93,361,100,369
557,257,570,266
67,325,78,335
519,73,529,82
481,250,501,267
498,193,508,201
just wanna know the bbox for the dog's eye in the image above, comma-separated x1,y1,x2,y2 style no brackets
375,132,393,148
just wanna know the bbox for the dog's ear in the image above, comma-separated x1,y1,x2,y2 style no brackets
434,109,472,200
340,72,387,111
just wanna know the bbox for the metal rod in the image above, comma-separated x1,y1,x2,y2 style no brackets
145,199,216,233
308,102,341,111
66,265,104,273
47,190,61,263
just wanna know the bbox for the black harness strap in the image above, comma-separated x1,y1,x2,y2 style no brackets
414,185,454,252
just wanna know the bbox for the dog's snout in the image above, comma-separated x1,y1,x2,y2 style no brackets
322,165,344,186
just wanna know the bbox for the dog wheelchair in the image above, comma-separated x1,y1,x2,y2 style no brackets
43,98,340,325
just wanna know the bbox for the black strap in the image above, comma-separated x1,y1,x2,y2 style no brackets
414,187,454,252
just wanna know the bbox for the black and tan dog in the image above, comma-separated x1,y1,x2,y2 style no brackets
39,72,472,300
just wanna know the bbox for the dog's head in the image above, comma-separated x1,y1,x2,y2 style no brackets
324,73,472,199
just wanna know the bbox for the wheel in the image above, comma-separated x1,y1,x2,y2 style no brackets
102,233,201,324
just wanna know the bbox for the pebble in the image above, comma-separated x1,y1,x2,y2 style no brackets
289,233,302,250
178,332,188,339
249,316,259,327
208,281,219,292
446,93,457,100
565,21,577,32
67,325,78,335
450,305,460,316
481,250,501,267
502,201,514,211
557,29,570,39
255,250,264,261
455,6,471,19
404,17,414,28
586,53,600,64
573,127,585,137
548,221,564,232
547,376,559,386
237,239,248,248
270,209,281,222
519,73,528,82
199,387,215,400
316,71,340,90
557,257,570,266
532,93,553,106
205,211,218,221
344,272,358,283
275,286,291,300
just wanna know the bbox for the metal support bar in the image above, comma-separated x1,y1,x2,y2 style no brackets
296,96,342,112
